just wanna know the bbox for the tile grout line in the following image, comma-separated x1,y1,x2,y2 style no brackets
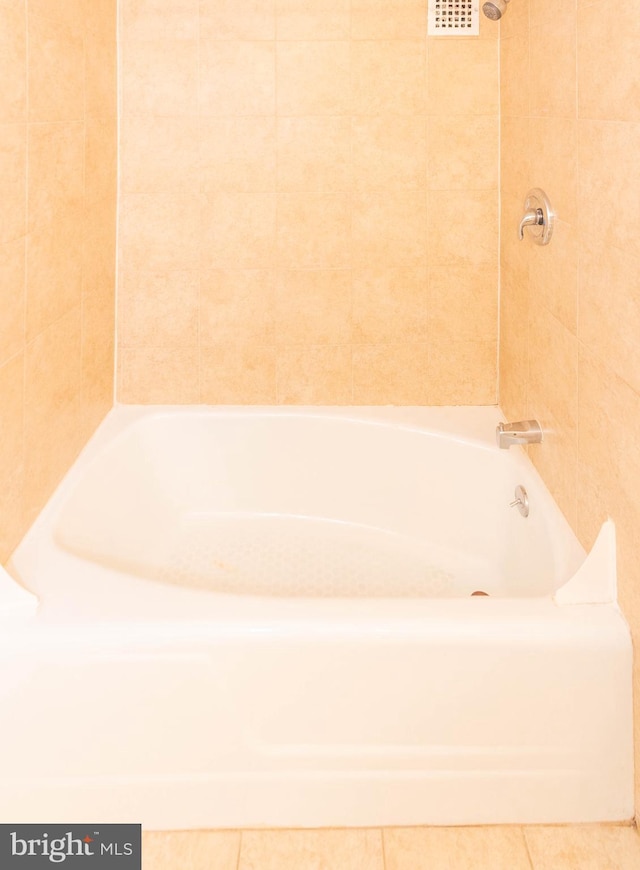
495,10,501,407
274,6,280,405
22,0,29,533
348,0,354,404
196,0,201,404
114,0,122,404
521,826,535,870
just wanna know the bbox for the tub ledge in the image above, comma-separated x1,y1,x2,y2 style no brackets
0,563,38,619
554,519,616,606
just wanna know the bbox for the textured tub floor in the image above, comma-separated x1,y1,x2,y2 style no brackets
142,824,640,869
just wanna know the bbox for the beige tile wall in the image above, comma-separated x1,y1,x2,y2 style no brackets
117,0,499,405
499,0,640,813
0,0,117,561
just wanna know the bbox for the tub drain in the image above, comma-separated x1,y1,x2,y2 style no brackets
471,590,490,597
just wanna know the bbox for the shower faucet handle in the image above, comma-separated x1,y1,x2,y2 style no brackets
518,208,543,240
518,188,554,245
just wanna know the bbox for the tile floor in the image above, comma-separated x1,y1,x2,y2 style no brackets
142,824,640,869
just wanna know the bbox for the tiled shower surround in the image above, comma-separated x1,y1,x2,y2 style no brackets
0,0,116,560
116,1,500,404
499,0,640,813
2,0,640,829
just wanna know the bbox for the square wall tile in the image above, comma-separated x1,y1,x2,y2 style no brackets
499,0,530,38
351,0,427,40
81,289,115,431
429,338,497,405
121,0,199,42
118,270,199,348
427,115,498,191
201,118,277,194
201,192,277,270
24,308,85,522
578,242,640,395
26,213,83,342
0,238,25,366
200,0,275,41
83,195,116,297
119,192,201,272
28,121,84,231
352,116,427,191
28,9,84,122
0,122,26,243
0,353,25,562
578,120,640,259
352,190,428,268
353,343,430,404
85,0,117,117
120,116,200,195
121,38,198,117
200,41,276,116
428,190,497,266
0,0,26,123
85,116,117,205
119,347,200,403
276,269,351,345
528,217,578,335
29,0,87,37
201,344,276,404
499,263,530,423
577,347,640,521
277,193,351,269
351,41,426,116
429,263,498,342
578,8,640,122
352,267,428,343
527,305,578,524
276,0,350,40
277,345,352,404
200,269,275,346
529,0,573,31
277,41,350,116
500,191,530,276
500,35,530,118
428,39,499,116
500,116,531,195
529,21,577,119
529,117,577,225
528,304,578,437
278,117,351,193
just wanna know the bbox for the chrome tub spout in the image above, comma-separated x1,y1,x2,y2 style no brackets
496,420,543,449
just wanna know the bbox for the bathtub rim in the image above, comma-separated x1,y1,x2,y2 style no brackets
5,403,617,621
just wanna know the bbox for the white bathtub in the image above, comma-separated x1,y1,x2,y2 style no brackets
1,406,633,827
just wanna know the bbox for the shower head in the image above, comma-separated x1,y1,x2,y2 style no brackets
482,0,510,20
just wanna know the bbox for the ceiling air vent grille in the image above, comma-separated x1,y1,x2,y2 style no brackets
428,0,480,35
